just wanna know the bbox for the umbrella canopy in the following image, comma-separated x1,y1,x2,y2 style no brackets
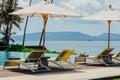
10,1,80,17
10,0,81,50
82,5,120,48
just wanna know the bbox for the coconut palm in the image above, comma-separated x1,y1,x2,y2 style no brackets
0,0,5,30
0,26,16,45
22,0,32,46
0,0,23,45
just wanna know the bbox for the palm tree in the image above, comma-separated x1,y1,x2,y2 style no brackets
0,0,5,30
22,0,32,46
0,26,16,45
0,0,23,46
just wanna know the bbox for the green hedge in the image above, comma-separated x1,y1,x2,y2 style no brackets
5,44,60,54
5,44,77,55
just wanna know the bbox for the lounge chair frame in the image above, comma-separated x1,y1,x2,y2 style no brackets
49,49,80,69
3,51,51,73
86,48,118,66
112,52,120,62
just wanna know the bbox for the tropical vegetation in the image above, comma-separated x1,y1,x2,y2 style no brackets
79,53,88,57
5,44,61,54
0,0,23,46
22,0,32,46
5,44,78,55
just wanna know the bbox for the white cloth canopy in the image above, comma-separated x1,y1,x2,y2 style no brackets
82,5,120,48
10,1,81,50
83,8,120,21
10,1,81,17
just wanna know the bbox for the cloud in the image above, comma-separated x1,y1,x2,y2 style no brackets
17,0,29,8
9,0,120,36
100,0,120,10
60,0,120,16
60,0,102,16
111,1,120,10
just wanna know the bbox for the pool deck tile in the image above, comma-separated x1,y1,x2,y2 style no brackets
0,67,120,80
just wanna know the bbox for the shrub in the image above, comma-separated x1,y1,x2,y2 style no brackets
5,44,61,54
0,40,7,46
22,48,41,52
46,50,60,54
5,44,77,55
79,53,88,57
5,44,25,52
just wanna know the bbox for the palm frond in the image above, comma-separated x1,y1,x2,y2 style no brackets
12,21,21,30
10,32,16,35
10,38,14,43
0,31,5,35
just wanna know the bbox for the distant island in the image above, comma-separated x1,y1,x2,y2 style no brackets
10,32,120,41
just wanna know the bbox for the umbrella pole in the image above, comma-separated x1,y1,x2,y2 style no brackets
39,0,54,46
107,20,112,49
42,15,48,52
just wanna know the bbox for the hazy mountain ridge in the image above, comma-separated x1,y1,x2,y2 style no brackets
11,32,120,41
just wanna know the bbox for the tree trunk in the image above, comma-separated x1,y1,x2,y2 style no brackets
5,23,9,45
22,0,32,46
8,0,17,45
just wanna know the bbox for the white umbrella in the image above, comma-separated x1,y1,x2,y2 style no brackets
10,0,81,50
82,5,120,48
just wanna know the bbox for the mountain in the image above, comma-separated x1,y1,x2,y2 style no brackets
12,32,93,41
95,33,120,41
11,32,120,41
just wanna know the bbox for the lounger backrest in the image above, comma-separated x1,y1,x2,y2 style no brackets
97,48,114,58
116,52,120,57
55,49,75,61
25,51,44,63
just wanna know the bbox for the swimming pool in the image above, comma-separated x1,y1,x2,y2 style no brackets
0,51,76,66
0,51,30,66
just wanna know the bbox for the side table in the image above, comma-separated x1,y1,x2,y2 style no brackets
38,56,50,69
74,56,88,64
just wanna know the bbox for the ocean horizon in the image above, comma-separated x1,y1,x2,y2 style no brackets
13,40,120,56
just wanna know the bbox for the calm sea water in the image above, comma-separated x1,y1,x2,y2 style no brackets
0,40,120,66
15,40,120,55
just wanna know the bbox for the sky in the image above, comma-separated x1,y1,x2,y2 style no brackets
3,0,120,36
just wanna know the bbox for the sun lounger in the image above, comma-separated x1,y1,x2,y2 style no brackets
86,48,117,66
3,51,51,72
48,49,80,69
112,52,120,61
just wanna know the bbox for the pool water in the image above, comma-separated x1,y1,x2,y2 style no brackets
0,51,76,66
0,51,30,66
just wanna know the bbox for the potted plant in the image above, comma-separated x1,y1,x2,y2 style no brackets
74,53,89,64
79,53,89,57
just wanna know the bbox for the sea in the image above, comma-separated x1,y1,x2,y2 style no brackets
14,40,120,55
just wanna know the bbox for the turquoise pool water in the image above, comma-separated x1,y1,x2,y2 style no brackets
0,51,29,66
0,51,76,66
